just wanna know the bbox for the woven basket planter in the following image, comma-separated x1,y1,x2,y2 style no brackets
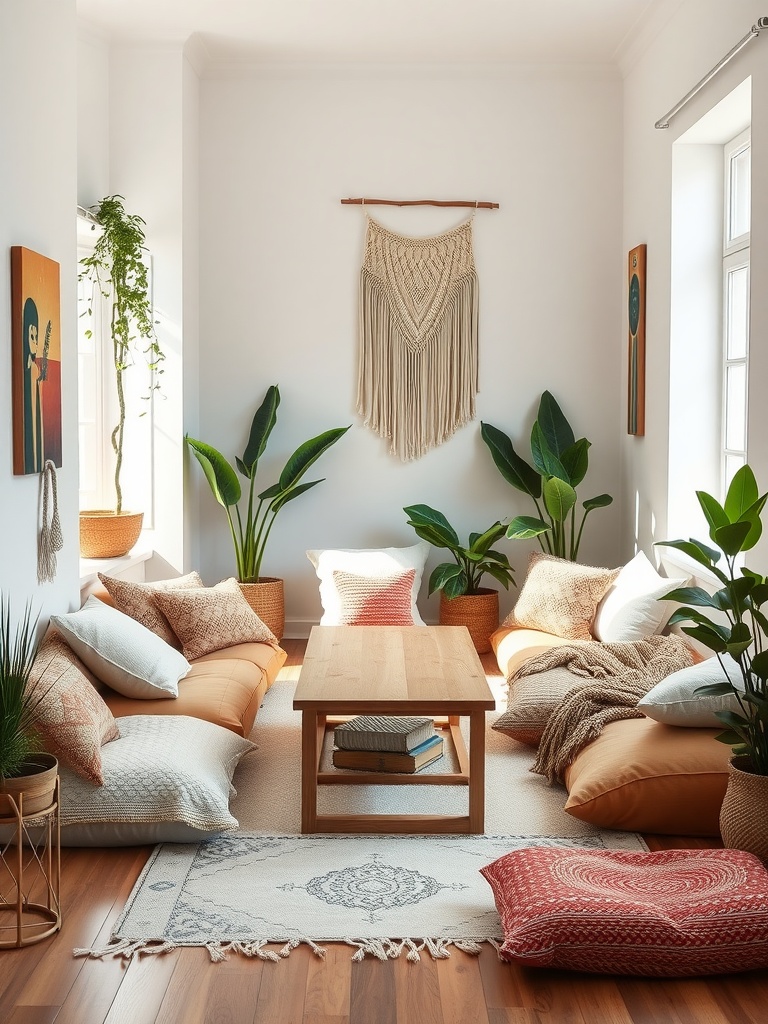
238,578,285,642
439,588,499,654
720,756,768,863
79,510,144,559
0,754,58,816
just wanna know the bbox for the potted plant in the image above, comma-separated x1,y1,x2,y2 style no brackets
0,598,57,816
78,195,165,558
480,391,613,561
186,385,350,639
403,504,516,653
656,464,768,859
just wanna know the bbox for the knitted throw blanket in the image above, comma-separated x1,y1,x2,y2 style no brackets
357,217,478,461
512,634,694,785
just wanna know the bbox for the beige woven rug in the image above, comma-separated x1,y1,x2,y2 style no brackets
77,672,646,963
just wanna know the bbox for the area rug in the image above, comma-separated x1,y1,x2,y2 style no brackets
77,673,648,962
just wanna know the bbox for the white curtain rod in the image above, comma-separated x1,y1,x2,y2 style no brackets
655,16,768,129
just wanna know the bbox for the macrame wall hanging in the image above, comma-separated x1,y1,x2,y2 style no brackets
344,198,498,461
38,458,63,584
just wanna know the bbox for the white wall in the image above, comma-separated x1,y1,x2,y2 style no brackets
622,0,768,567
0,1,79,617
197,66,625,632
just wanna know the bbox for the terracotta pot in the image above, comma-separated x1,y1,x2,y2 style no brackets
719,755,768,863
238,578,285,641
0,754,58,816
79,510,144,559
439,588,499,654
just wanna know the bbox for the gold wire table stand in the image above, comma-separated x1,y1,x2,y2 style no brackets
0,778,61,948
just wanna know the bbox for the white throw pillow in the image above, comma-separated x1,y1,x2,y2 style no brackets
594,551,689,642
58,715,255,846
638,654,744,726
51,595,190,700
306,542,429,626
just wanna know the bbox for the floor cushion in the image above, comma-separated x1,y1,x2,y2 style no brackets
490,625,577,679
481,846,768,976
563,717,731,835
492,666,585,746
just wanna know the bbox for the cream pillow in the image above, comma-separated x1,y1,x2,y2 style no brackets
97,571,204,647
638,654,743,726
51,596,191,700
594,551,689,642
506,553,618,641
306,542,428,626
152,578,278,661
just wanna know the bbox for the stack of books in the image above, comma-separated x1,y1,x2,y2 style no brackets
332,715,443,773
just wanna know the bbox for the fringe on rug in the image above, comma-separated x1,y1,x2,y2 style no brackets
73,936,495,963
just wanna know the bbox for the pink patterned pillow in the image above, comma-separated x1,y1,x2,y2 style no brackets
481,847,768,976
332,568,416,625
30,632,120,786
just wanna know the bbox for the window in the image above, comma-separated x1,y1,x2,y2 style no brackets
721,129,750,496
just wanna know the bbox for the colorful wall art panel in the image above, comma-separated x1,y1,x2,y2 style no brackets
627,243,646,436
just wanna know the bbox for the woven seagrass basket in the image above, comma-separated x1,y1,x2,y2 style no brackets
720,756,768,864
439,588,499,654
79,510,144,559
238,578,285,641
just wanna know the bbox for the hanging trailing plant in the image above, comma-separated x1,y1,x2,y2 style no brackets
79,195,164,514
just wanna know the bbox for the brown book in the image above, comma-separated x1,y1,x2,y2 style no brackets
332,735,444,773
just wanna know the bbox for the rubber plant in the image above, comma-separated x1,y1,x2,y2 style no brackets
481,391,613,561
186,386,350,583
79,195,164,514
656,464,768,776
0,597,43,783
403,504,516,598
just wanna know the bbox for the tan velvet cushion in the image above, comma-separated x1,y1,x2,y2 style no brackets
30,632,120,785
152,578,278,661
563,717,731,836
492,667,586,747
505,553,618,641
97,571,204,647
100,658,266,738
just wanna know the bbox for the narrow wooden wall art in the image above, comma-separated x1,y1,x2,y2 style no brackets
11,246,62,474
627,243,646,436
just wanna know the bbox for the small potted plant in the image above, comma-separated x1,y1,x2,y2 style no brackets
0,598,57,816
481,391,613,561
78,195,165,558
186,385,350,639
403,504,516,652
656,464,768,860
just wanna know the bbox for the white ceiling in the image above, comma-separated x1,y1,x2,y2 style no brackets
76,0,664,67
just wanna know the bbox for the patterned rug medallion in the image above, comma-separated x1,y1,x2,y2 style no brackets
77,676,647,962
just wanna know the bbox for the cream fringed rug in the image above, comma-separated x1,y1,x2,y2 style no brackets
77,676,646,963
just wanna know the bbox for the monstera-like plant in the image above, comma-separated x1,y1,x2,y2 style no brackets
481,391,613,561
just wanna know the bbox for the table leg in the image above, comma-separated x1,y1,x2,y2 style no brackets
468,710,486,833
301,710,319,833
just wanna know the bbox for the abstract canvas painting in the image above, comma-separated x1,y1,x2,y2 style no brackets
11,246,62,474
627,243,646,436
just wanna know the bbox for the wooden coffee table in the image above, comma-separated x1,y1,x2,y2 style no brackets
292,625,495,834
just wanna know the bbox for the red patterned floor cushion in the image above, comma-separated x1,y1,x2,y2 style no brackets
481,847,768,976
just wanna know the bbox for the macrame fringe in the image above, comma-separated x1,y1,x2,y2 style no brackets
38,459,63,584
73,936,493,963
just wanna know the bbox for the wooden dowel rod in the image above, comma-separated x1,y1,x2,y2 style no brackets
341,198,499,209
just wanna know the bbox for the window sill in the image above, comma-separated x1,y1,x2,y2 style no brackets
79,546,153,588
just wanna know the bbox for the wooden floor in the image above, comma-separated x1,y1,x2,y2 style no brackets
1,639,766,1024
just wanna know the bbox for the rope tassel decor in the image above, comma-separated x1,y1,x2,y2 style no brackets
356,217,479,461
38,458,63,584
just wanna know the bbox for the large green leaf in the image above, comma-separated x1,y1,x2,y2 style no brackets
694,681,738,697
408,523,459,551
536,391,575,457
714,520,751,556
530,423,569,481
560,438,590,488
483,563,514,589
403,505,460,548
582,494,613,511
661,586,722,608
277,425,350,492
737,494,768,550
696,491,729,537
185,436,241,507
429,563,464,595
543,477,577,522
750,650,768,680
681,624,728,653
480,422,541,498
724,464,758,522
655,538,721,568
242,385,280,473
506,516,550,540
468,521,507,556
270,479,322,513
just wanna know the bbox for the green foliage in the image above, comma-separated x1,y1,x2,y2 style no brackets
403,504,516,598
186,385,350,582
656,465,768,775
481,392,613,561
0,598,43,782
79,196,165,514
